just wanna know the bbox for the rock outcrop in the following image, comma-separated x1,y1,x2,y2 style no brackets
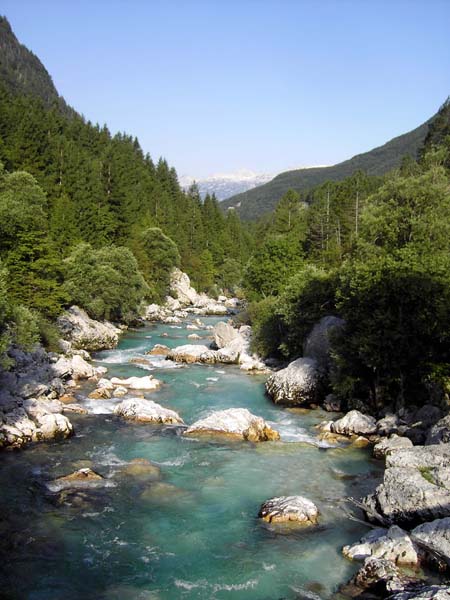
265,358,320,406
373,435,414,459
184,408,280,442
343,525,418,565
363,444,450,526
114,399,184,424
57,305,121,351
258,495,319,525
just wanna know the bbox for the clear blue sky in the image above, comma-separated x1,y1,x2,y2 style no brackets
3,0,450,178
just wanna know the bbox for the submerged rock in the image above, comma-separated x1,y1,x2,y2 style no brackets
184,408,280,442
119,458,161,482
114,398,184,424
57,305,121,351
46,468,109,493
258,495,319,525
265,358,320,406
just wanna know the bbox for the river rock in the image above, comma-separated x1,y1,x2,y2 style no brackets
147,344,170,356
331,410,377,436
167,345,216,364
46,468,109,493
57,305,121,351
213,321,239,349
88,386,112,399
187,333,201,340
70,355,96,380
342,525,418,565
110,376,161,391
373,435,414,459
114,398,184,424
265,358,320,406
258,495,319,525
113,386,128,397
35,413,73,441
386,444,450,469
62,403,88,415
412,517,450,565
343,557,418,597
184,408,280,442
426,415,450,445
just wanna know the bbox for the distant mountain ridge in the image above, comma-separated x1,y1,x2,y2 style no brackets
180,169,274,200
0,16,72,114
221,117,432,220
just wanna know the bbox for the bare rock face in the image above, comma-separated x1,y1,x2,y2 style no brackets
213,321,240,349
258,495,319,525
363,445,450,526
184,408,280,442
167,345,216,364
426,415,450,445
390,586,450,600
412,517,450,563
170,268,199,305
342,525,418,566
114,398,184,424
373,435,414,459
343,557,418,598
57,305,121,351
331,410,377,436
265,358,320,406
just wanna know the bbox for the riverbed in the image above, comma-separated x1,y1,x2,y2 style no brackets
0,317,383,599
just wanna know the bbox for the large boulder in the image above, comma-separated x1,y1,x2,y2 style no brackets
364,445,450,526
343,558,419,598
213,321,239,349
170,268,199,305
303,315,344,370
167,344,216,364
342,525,418,565
184,408,280,442
57,306,121,351
114,399,183,424
331,410,377,436
426,415,450,445
390,586,450,600
412,517,450,565
258,496,319,525
265,358,320,406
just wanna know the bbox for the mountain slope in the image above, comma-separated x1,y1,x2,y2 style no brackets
222,118,431,220
0,16,71,114
180,169,274,200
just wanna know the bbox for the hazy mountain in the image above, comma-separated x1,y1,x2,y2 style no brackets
179,169,275,200
221,118,432,220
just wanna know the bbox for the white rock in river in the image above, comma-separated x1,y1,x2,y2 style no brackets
342,525,418,565
213,321,240,349
110,376,161,391
184,408,280,442
57,305,121,351
34,413,73,441
170,268,200,305
167,344,216,364
331,410,377,436
114,398,184,424
265,357,320,406
258,496,319,524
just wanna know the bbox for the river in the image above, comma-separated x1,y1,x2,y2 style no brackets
0,316,383,599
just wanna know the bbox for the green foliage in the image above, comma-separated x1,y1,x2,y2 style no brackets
131,227,180,301
248,297,284,358
63,243,150,322
216,258,242,293
243,236,303,299
333,256,450,409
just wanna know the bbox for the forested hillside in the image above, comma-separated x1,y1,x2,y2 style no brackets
222,115,432,220
0,17,252,362
243,99,450,410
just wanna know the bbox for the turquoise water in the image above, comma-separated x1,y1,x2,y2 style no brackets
0,318,382,599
